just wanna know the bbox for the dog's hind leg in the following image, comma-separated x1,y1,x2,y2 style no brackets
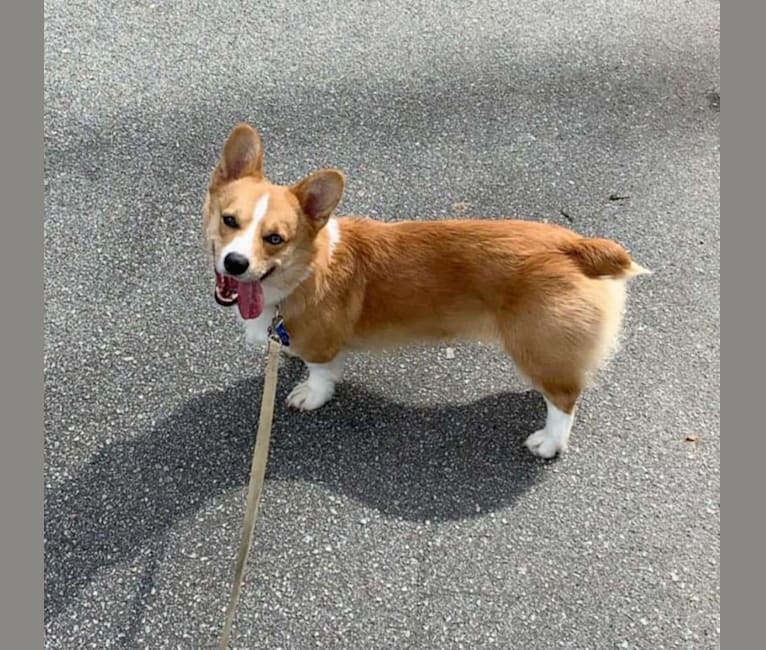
522,384,580,459
499,305,597,458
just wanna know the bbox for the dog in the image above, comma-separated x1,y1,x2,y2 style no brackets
203,123,649,459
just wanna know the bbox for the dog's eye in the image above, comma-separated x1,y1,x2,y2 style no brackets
263,233,284,246
222,215,239,229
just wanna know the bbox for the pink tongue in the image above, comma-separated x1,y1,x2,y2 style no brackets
237,281,264,320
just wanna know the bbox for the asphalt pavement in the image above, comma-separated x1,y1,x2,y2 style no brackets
44,1,720,648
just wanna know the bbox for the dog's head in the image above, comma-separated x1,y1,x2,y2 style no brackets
203,123,345,318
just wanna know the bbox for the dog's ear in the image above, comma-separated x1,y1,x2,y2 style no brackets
290,169,346,228
212,123,264,184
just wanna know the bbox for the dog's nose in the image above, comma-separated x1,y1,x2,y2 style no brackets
223,252,250,276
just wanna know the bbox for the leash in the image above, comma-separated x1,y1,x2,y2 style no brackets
216,309,289,649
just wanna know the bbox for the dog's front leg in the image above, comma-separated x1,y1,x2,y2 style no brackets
286,352,346,411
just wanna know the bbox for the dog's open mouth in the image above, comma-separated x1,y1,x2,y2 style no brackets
214,272,264,320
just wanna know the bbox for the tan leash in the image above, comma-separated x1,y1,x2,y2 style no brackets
216,320,286,649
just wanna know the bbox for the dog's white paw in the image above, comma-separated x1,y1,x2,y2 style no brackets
525,428,567,459
286,380,334,411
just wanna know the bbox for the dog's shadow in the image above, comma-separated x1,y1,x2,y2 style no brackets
44,361,549,623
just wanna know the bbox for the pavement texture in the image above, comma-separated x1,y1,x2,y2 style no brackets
44,1,720,648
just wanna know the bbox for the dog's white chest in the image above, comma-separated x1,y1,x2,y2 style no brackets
237,306,276,347
235,306,300,357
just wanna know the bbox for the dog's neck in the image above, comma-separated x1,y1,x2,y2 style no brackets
273,217,345,318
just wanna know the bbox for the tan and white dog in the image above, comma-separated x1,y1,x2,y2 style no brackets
203,123,649,459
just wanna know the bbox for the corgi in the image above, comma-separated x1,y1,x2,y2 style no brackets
202,123,650,459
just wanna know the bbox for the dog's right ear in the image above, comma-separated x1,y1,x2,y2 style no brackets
290,169,346,229
211,123,264,185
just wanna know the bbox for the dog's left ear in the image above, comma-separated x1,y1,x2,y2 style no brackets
291,169,346,228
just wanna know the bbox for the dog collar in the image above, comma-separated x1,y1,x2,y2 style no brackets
267,306,291,347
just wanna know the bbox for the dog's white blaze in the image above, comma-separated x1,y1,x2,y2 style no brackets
326,218,341,258
218,193,270,268
240,193,270,251
252,192,270,225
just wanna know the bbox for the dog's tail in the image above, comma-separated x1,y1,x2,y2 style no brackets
562,238,651,279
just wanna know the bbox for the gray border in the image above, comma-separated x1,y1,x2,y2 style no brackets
726,2,759,648
2,1,43,646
